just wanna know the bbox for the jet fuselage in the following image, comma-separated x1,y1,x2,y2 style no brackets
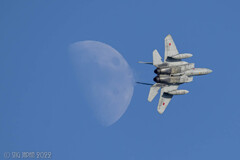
153,63,212,84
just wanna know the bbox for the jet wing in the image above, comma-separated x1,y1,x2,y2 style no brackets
157,85,179,114
164,34,179,61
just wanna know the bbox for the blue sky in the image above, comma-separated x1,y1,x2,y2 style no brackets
1,0,240,159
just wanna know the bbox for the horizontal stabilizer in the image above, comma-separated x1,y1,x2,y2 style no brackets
148,83,161,102
153,49,162,67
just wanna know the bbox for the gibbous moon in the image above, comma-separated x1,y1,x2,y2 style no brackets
69,41,134,126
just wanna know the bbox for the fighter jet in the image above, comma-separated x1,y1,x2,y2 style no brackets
138,34,212,114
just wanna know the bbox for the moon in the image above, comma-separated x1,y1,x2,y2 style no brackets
69,41,134,126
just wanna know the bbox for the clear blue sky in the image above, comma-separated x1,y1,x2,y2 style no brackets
1,0,240,159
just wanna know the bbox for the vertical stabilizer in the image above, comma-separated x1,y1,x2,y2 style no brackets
153,49,162,67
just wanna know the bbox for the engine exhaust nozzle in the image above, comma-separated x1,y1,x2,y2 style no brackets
153,76,160,83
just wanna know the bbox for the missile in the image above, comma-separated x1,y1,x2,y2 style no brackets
167,90,189,95
185,68,212,76
171,53,192,59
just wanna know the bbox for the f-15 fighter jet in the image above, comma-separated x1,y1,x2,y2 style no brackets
138,34,212,114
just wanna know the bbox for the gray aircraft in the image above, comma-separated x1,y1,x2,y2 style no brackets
138,34,212,114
